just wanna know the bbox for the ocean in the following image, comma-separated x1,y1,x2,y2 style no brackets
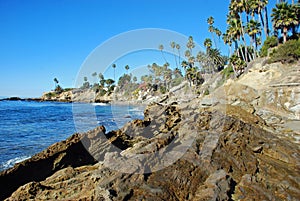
0,100,145,171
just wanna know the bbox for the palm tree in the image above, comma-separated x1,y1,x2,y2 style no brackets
188,56,195,68
215,28,222,43
158,44,167,63
207,16,217,47
125,65,130,74
222,31,233,56
184,50,191,59
175,44,181,70
229,1,248,60
207,48,225,71
181,60,189,77
112,64,116,81
98,73,105,88
250,0,269,37
204,38,212,52
105,79,115,87
170,41,178,69
54,78,59,88
196,51,207,71
271,2,299,43
207,16,214,26
226,10,250,62
186,36,195,54
246,19,261,56
226,16,241,51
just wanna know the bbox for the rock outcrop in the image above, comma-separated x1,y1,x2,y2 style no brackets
41,89,113,103
1,61,300,200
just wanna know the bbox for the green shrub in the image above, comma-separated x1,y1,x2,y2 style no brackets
63,88,73,92
260,36,278,57
45,92,57,99
54,85,63,93
269,39,300,64
222,65,234,79
204,89,210,96
107,85,115,94
160,85,167,94
171,77,184,87
99,89,107,96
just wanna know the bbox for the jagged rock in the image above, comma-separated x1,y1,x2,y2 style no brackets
2,99,300,200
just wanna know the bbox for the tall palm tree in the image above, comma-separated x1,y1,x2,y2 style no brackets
271,2,299,43
181,60,189,77
196,51,207,71
246,19,261,56
184,50,191,59
54,78,59,89
250,0,269,37
175,44,181,70
186,36,195,54
229,1,248,61
222,31,233,56
188,56,195,68
159,44,167,63
125,65,130,74
207,16,217,48
112,64,116,82
215,28,222,43
207,48,225,71
170,41,178,69
204,38,212,52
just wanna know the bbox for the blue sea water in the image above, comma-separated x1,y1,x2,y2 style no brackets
0,101,144,171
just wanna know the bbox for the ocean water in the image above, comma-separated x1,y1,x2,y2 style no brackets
0,101,144,171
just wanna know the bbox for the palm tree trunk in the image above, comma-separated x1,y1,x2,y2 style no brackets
251,36,256,59
177,49,181,71
161,51,167,63
254,34,258,58
172,48,178,69
259,12,266,36
231,63,238,78
211,33,217,49
114,69,116,82
283,27,288,43
234,41,238,51
264,7,269,37
239,13,248,62
238,44,247,62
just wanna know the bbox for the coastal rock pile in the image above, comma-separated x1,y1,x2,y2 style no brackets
1,61,300,200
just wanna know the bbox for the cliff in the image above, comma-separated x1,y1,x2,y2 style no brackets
1,60,299,200
41,88,113,103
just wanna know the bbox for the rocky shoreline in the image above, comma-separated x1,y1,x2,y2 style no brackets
1,60,300,200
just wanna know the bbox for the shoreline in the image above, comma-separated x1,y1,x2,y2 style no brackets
0,97,150,107
0,95,157,107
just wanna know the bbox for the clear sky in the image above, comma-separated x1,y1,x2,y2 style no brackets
0,0,277,98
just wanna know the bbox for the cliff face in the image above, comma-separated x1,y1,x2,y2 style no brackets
1,61,300,200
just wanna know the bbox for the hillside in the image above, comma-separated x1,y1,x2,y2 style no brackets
1,60,299,200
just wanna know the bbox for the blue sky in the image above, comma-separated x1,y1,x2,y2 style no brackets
0,0,277,98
